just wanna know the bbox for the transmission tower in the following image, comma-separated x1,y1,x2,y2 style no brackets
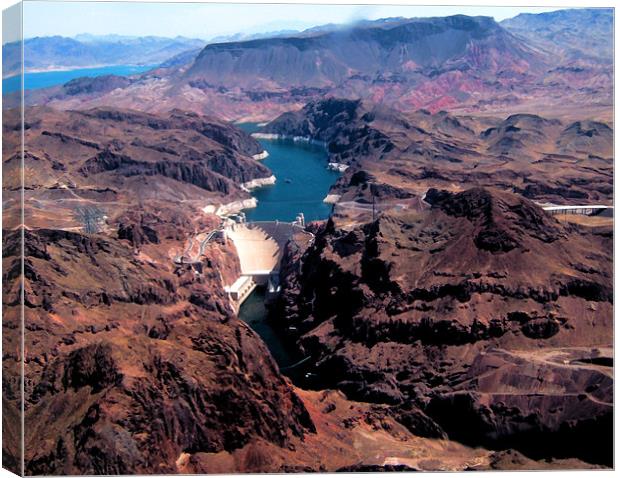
74,206,106,234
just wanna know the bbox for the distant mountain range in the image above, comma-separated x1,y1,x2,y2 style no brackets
24,8,614,122
2,35,205,76
187,14,544,88
2,28,344,77
500,8,613,62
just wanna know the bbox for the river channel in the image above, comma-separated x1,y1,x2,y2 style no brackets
236,123,338,375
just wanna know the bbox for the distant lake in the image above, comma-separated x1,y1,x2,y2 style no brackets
2,64,156,94
236,122,339,223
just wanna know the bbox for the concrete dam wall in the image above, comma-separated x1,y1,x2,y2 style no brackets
224,221,311,309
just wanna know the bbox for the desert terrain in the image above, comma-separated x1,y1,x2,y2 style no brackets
2,7,613,474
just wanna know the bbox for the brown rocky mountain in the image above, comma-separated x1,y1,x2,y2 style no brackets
261,97,613,466
2,106,272,232
4,105,589,474
501,8,613,63
4,227,314,474
274,187,613,466
4,92,612,472
2,108,310,473
263,98,613,205
187,15,544,89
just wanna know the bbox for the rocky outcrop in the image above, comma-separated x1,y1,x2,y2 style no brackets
62,75,133,96
262,98,398,170
424,187,563,252
263,99,613,205
3,227,316,475
116,208,199,249
275,188,612,466
19,107,272,205
76,108,264,158
426,348,613,466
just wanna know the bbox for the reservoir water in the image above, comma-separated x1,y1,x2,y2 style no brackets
2,64,156,94
237,123,339,223
236,123,338,373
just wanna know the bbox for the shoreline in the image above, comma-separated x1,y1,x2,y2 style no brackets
2,63,157,80
252,150,269,160
203,197,258,217
251,132,327,147
328,162,349,172
241,175,276,192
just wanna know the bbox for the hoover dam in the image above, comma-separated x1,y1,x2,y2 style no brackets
224,219,312,310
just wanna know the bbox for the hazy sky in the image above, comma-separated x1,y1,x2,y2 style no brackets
21,1,562,40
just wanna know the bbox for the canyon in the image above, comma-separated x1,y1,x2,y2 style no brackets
262,98,613,206
2,6,614,475
4,97,613,473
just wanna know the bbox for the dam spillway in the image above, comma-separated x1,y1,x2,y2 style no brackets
224,220,312,309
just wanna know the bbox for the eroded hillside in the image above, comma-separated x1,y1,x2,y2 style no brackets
263,98,613,206
275,187,613,466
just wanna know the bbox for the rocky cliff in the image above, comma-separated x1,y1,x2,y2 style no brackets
263,98,613,205
275,187,613,466
3,217,315,474
188,15,542,89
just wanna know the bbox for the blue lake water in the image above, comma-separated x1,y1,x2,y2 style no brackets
2,64,156,94
237,123,339,223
